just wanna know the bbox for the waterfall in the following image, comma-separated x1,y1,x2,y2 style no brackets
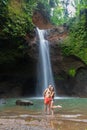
36,28,55,96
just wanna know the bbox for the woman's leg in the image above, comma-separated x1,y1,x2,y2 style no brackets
47,103,51,114
44,104,47,113
50,100,54,115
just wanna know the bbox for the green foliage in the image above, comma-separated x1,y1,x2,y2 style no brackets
0,37,27,64
36,1,51,22
50,0,87,25
0,0,37,38
0,0,9,28
0,0,37,64
71,0,87,16
23,0,38,16
51,6,65,25
68,68,76,77
60,14,87,64
50,0,70,25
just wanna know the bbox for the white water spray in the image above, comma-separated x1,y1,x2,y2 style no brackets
36,28,55,96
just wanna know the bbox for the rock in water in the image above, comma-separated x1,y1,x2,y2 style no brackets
16,99,33,106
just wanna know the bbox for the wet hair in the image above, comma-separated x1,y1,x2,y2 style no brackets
48,85,52,89
51,86,54,91
49,84,52,87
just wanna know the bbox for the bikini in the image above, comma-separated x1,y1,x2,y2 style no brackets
44,97,52,105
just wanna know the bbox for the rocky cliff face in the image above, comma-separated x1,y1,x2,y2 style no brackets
27,34,86,97
32,11,53,29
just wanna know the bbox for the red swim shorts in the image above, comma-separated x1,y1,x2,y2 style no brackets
44,97,52,105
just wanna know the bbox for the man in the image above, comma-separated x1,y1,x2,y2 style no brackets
43,85,52,114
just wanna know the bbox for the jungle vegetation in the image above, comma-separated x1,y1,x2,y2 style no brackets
0,0,87,64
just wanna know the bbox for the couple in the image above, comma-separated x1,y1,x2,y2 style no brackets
43,85,62,115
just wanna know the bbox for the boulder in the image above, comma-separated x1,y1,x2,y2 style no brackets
16,99,33,106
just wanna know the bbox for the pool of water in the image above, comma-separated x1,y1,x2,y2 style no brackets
0,97,87,116
0,97,87,130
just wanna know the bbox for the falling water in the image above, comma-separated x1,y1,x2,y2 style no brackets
36,28,55,96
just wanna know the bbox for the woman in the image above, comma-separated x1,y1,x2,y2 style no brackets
50,86,62,115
